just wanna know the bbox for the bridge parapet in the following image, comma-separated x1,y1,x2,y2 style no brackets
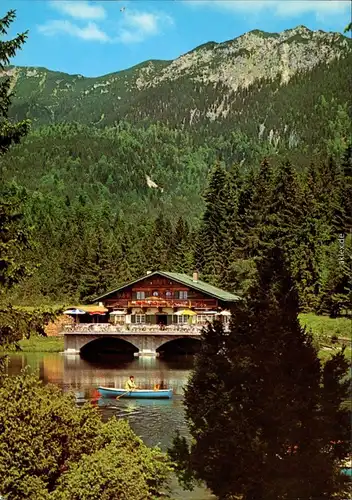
62,323,205,335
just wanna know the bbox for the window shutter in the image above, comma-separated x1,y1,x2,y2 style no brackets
132,292,137,300
131,315,136,324
174,291,179,299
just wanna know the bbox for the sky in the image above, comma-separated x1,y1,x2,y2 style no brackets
2,0,351,77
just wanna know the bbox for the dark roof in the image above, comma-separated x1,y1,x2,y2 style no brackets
93,271,241,303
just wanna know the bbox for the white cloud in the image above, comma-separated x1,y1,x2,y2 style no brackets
184,0,350,21
38,19,109,42
49,1,106,20
117,11,174,44
39,3,173,44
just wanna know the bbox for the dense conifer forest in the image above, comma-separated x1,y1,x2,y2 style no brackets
0,13,351,316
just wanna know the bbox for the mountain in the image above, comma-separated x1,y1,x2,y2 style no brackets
2,25,351,221
5,26,351,134
2,25,352,304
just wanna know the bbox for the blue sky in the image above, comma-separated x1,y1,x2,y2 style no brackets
3,1,351,77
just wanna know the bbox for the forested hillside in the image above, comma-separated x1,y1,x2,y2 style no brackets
1,18,351,312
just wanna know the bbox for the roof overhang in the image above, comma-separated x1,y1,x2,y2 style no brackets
92,271,241,304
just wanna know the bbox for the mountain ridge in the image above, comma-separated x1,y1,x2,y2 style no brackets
5,25,349,80
1,24,351,166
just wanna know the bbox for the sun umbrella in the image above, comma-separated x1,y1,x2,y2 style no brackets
63,309,85,315
218,310,231,316
63,308,86,324
175,309,196,316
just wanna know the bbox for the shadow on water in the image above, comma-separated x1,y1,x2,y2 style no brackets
158,337,201,358
6,351,214,500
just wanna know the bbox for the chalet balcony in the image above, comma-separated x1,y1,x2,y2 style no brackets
104,296,218,309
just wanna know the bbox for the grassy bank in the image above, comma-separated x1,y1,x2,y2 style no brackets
299,313,351,341
2,336,64,353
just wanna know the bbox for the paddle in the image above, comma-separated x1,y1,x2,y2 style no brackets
116,391,130,400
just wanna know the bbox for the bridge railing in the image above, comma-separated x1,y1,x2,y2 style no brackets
62,323,230,334
62,323,206,334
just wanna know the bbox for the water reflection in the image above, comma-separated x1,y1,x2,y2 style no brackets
6,352,214,500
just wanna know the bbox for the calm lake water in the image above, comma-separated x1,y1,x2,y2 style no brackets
6,352,215,500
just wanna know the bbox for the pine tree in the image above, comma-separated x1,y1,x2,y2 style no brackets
0,11,31,292
0,183,32,293
317,235,352,317
194,162,229,286
171,217,194,274
218,163,244,289
240,158,275,259
0,11,30,162
340,144,352,231
170,247,351,500
146,213,173,271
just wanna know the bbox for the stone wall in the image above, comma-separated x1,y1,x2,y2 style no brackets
45,315,73,337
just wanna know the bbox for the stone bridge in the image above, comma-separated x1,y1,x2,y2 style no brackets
64,330,201,356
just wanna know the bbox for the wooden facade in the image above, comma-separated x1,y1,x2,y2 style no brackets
92,272,240,327
104,275,218,311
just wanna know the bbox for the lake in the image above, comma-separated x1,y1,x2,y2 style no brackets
6,352,215,500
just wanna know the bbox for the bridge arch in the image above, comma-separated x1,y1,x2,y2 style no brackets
80,336,139,360
156,336,201,356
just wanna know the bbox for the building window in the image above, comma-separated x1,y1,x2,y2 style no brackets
114,315,125,325
135,314,146,324
152,290,159,297
179,291,188,300
197,314,213,324
177,315,188,324
165,290,172,298
136,291,145,300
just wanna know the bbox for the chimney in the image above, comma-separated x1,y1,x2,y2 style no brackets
193,271,198,282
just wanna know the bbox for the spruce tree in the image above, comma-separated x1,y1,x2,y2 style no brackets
0,10,30,161
317,235,352,317
218,163,242,289
170,247,351,500
146,213,172,271
240,158,275,259
172,217,194,274
194,162,229,286
0,183,31,293
0,11,31,292
340,144,352,231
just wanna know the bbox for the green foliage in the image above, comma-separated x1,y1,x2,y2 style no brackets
0,370,172,499
170,248,351,499
0,306,63,349
4,334,64,352
0,11,31,292
316,234,352,317
0,10,30,158
0,12,350,316
299,313,352,343
0,182,32,292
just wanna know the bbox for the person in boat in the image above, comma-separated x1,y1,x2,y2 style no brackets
154,380,165,391
125,375,136,391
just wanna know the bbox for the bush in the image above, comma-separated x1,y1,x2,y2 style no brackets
0,370,171,499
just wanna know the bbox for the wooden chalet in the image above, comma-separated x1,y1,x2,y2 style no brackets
92,271,241,328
